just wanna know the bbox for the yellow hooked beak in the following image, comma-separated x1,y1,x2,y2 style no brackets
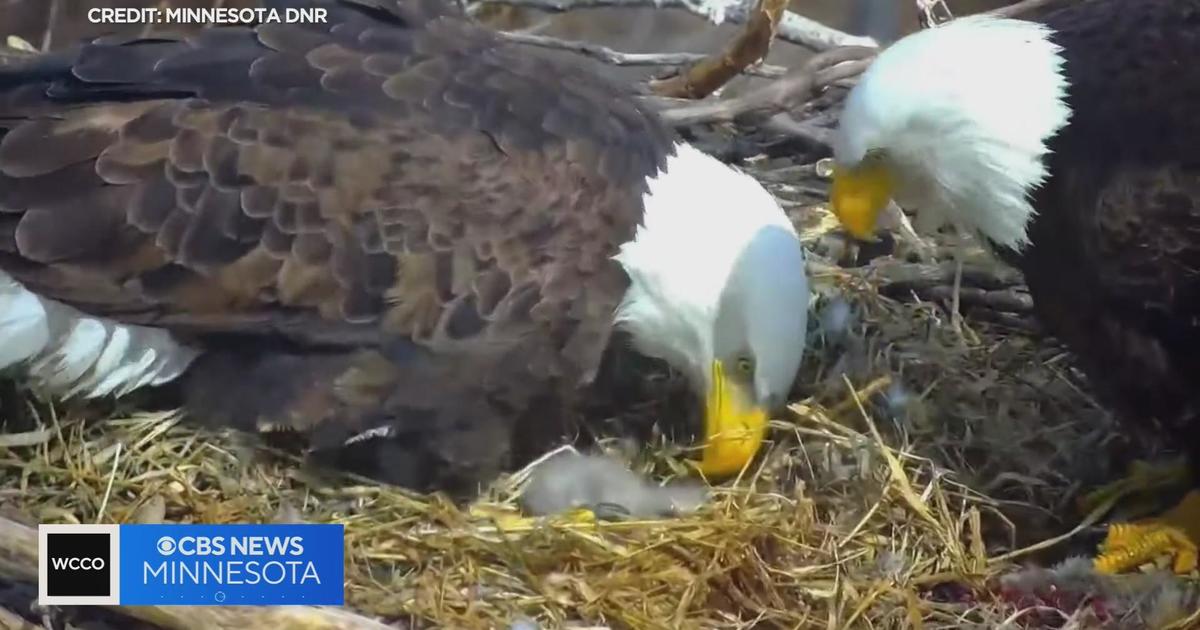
831,160,895,241
696,359,769,478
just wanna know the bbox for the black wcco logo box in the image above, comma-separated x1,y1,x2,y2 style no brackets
38,524,121,605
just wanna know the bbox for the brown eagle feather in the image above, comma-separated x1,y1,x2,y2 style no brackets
0,0,680,492
992,0,1200,470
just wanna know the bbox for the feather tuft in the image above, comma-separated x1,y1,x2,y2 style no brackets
0,271,200,399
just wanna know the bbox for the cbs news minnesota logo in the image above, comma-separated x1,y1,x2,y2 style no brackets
39,523,344,606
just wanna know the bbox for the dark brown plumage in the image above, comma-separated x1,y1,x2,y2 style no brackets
833,0,1200,470
996,0,1200,473
828,0,1200,572
0,0,682,493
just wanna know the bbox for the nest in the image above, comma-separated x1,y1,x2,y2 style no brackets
1,3,1199,627
2,185,1197,629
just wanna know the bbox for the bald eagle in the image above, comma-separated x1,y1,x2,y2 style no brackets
828,0,1200,571
0,0,810,493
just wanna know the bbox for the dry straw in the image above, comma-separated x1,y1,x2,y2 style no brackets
2,194,1178,628
0,17,1193,627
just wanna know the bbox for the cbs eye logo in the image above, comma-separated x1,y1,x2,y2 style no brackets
157,536,176,555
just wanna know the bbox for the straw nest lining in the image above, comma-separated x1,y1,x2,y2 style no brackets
0,31,1195,625
1,156,1197,629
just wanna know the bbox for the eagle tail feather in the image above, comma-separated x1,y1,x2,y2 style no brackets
0,270,199,399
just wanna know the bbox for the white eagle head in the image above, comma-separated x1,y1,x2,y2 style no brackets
829,15,1071,250
614,142,810,478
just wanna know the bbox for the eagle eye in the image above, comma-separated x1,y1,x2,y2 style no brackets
735,356,754,375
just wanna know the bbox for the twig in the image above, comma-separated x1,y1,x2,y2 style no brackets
861,259,1025,291
919,285,1033,314
762,113,833,146
1164,607,1200,630
474,0,878,51
989,489,1123,565
841,376,940,529
40,0,61,52
115,605,396,630
858,257,1033,313
652,46,876,126
95,442,122,524
0,428,51,448
499,31,786,77
0,514,38,585
0,515,394,630
962,308,1040,333
987,0,1074,19
0,607,39,630
950,254,964,334
878,202,938,263
650,0,787,98
915,0,953,28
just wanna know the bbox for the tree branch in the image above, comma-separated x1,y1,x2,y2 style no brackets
915,0,954,28
854,259,1033,313
920,285,1033,313
862,259,1026,292
921,0,1076,30
474,0,878,51
498,31,787,77
0,607,40,630
650,45,876,126
649,0,787,98
986,0,1075,19
761,112,833,146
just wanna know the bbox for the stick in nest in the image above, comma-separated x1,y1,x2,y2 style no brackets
987,0,1075,19
472,0,877,51
649,0,788,99
650,46,877,127
498,31,788,77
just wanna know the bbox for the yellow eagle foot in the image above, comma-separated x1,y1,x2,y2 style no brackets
1094,490,1200,575
470,505,599,533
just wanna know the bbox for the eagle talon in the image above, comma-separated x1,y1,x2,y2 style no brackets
822,1,1200,580
1094,490,1200,575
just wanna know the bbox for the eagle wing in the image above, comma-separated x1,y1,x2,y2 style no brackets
0,0,676,490
0,0,670,363
1021,0,1200,444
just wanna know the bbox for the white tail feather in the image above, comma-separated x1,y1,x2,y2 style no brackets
0,278,51,370
0,271,200,398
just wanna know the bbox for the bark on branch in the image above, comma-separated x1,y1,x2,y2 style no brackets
498,31,788,77
863,259,1026,291
987,0,1074,19
651,45,876,126
861,259,1033,313
649,0,787,98
918,285,1034,313
474,0,878,51
0,607,40,630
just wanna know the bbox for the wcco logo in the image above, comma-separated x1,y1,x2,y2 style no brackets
50,556,107,571
39,524,121,605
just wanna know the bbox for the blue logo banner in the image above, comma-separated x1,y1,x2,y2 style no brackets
118,524,344,606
